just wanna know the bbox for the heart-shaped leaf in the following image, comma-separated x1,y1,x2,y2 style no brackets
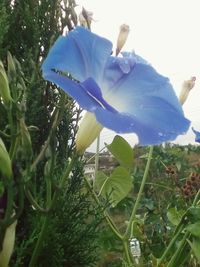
95,166,132,207
105,135,133,168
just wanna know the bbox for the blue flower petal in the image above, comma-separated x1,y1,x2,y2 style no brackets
42,27,112,84
192,127,200,143
81,78,116,112
95,106,190,145
102,52,148,91
103,57,183,114
43,71,101,111
43,71,116,113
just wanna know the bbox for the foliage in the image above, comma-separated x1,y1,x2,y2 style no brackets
94,142,200,266
11,162,102,267
95,167,132,207
0,1,102,266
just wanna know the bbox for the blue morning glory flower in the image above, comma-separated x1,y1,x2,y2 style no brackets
192,128,200,143
42,26,190,152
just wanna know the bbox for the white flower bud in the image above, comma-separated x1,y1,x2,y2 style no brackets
78,7,93,29
76,112,103,154
0,62,12,105
0,138,12,178
116,24,130,56
179,76,196,105
0,220,17,267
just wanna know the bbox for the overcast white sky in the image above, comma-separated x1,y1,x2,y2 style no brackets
75,0,200,152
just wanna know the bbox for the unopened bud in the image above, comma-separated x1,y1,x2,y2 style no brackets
116,24,130,56
44,160,51,177
78,7,93,29
0,62,12,104
179,76,196,105
0,219,17,267
7,52,16,81
0,138,12,178
20,118,32,158
76,112,103,154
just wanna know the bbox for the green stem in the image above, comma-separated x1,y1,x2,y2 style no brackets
50,154,77,210
28,216,48,267
4,180,14,222
7,103,17,160
124,146,154,238
0,130,10,139
94,134,100,177
193,189,200,205
157,224,184,267
166,231,190,267
83,175,122,240
123,239,134,266
46,176,52,207
104,212,123,240
30,96,66,172
164,189,200,267
24,187,49,213
98,176,109,197
50,155,77,209
30,111,59,171
86,146,105,163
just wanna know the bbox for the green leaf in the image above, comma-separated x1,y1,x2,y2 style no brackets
95,166,132,207
105,135,133,168
186,222,200,238
167,207,185,226
188,207,200,222
94,171,108,192
187,237,200,262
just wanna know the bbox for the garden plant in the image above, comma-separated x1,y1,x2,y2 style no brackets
0,1,200,267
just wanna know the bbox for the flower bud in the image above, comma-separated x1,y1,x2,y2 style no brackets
44,160,51,177
0,138,12,178
0,62,12,104
116,24,130,56
76,112,103,154
20,118,32,159
78,7,93,29
7,52,16,81
179,76,196,105
0,220,17,267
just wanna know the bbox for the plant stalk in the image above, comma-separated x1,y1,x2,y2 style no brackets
28,216,48,267
124,146,154,238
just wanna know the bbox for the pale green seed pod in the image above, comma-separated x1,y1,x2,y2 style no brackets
0,138,12,178
7,52,16,81
44,160,51,177
0,220,17,267
20,118,32,158
0,62,12,104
